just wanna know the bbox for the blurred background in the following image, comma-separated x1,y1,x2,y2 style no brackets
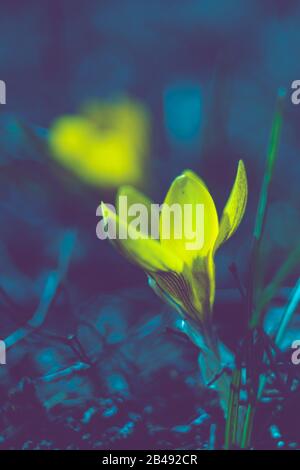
0,0,299,450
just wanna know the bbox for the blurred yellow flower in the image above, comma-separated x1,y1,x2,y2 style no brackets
48,98,150,188
102,161,247,334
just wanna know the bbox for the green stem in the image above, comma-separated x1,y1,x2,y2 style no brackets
240,404,255,449
224,369,241,449
248,90,285,328
226,91,286,451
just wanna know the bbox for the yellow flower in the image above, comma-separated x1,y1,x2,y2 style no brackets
102,161,247,330
48,98,149,188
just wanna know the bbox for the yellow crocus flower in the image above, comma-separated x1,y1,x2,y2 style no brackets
48,99,149,188
102,160,247,336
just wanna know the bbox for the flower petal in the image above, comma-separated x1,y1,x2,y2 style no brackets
101,202,183,273
152,269,200,323
160,170,219,265
148,275,185,316
189,251,215,316
153,255,214,326
206,249,216,309
117,185,154,208
117,185,154,237
214,160,248,252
